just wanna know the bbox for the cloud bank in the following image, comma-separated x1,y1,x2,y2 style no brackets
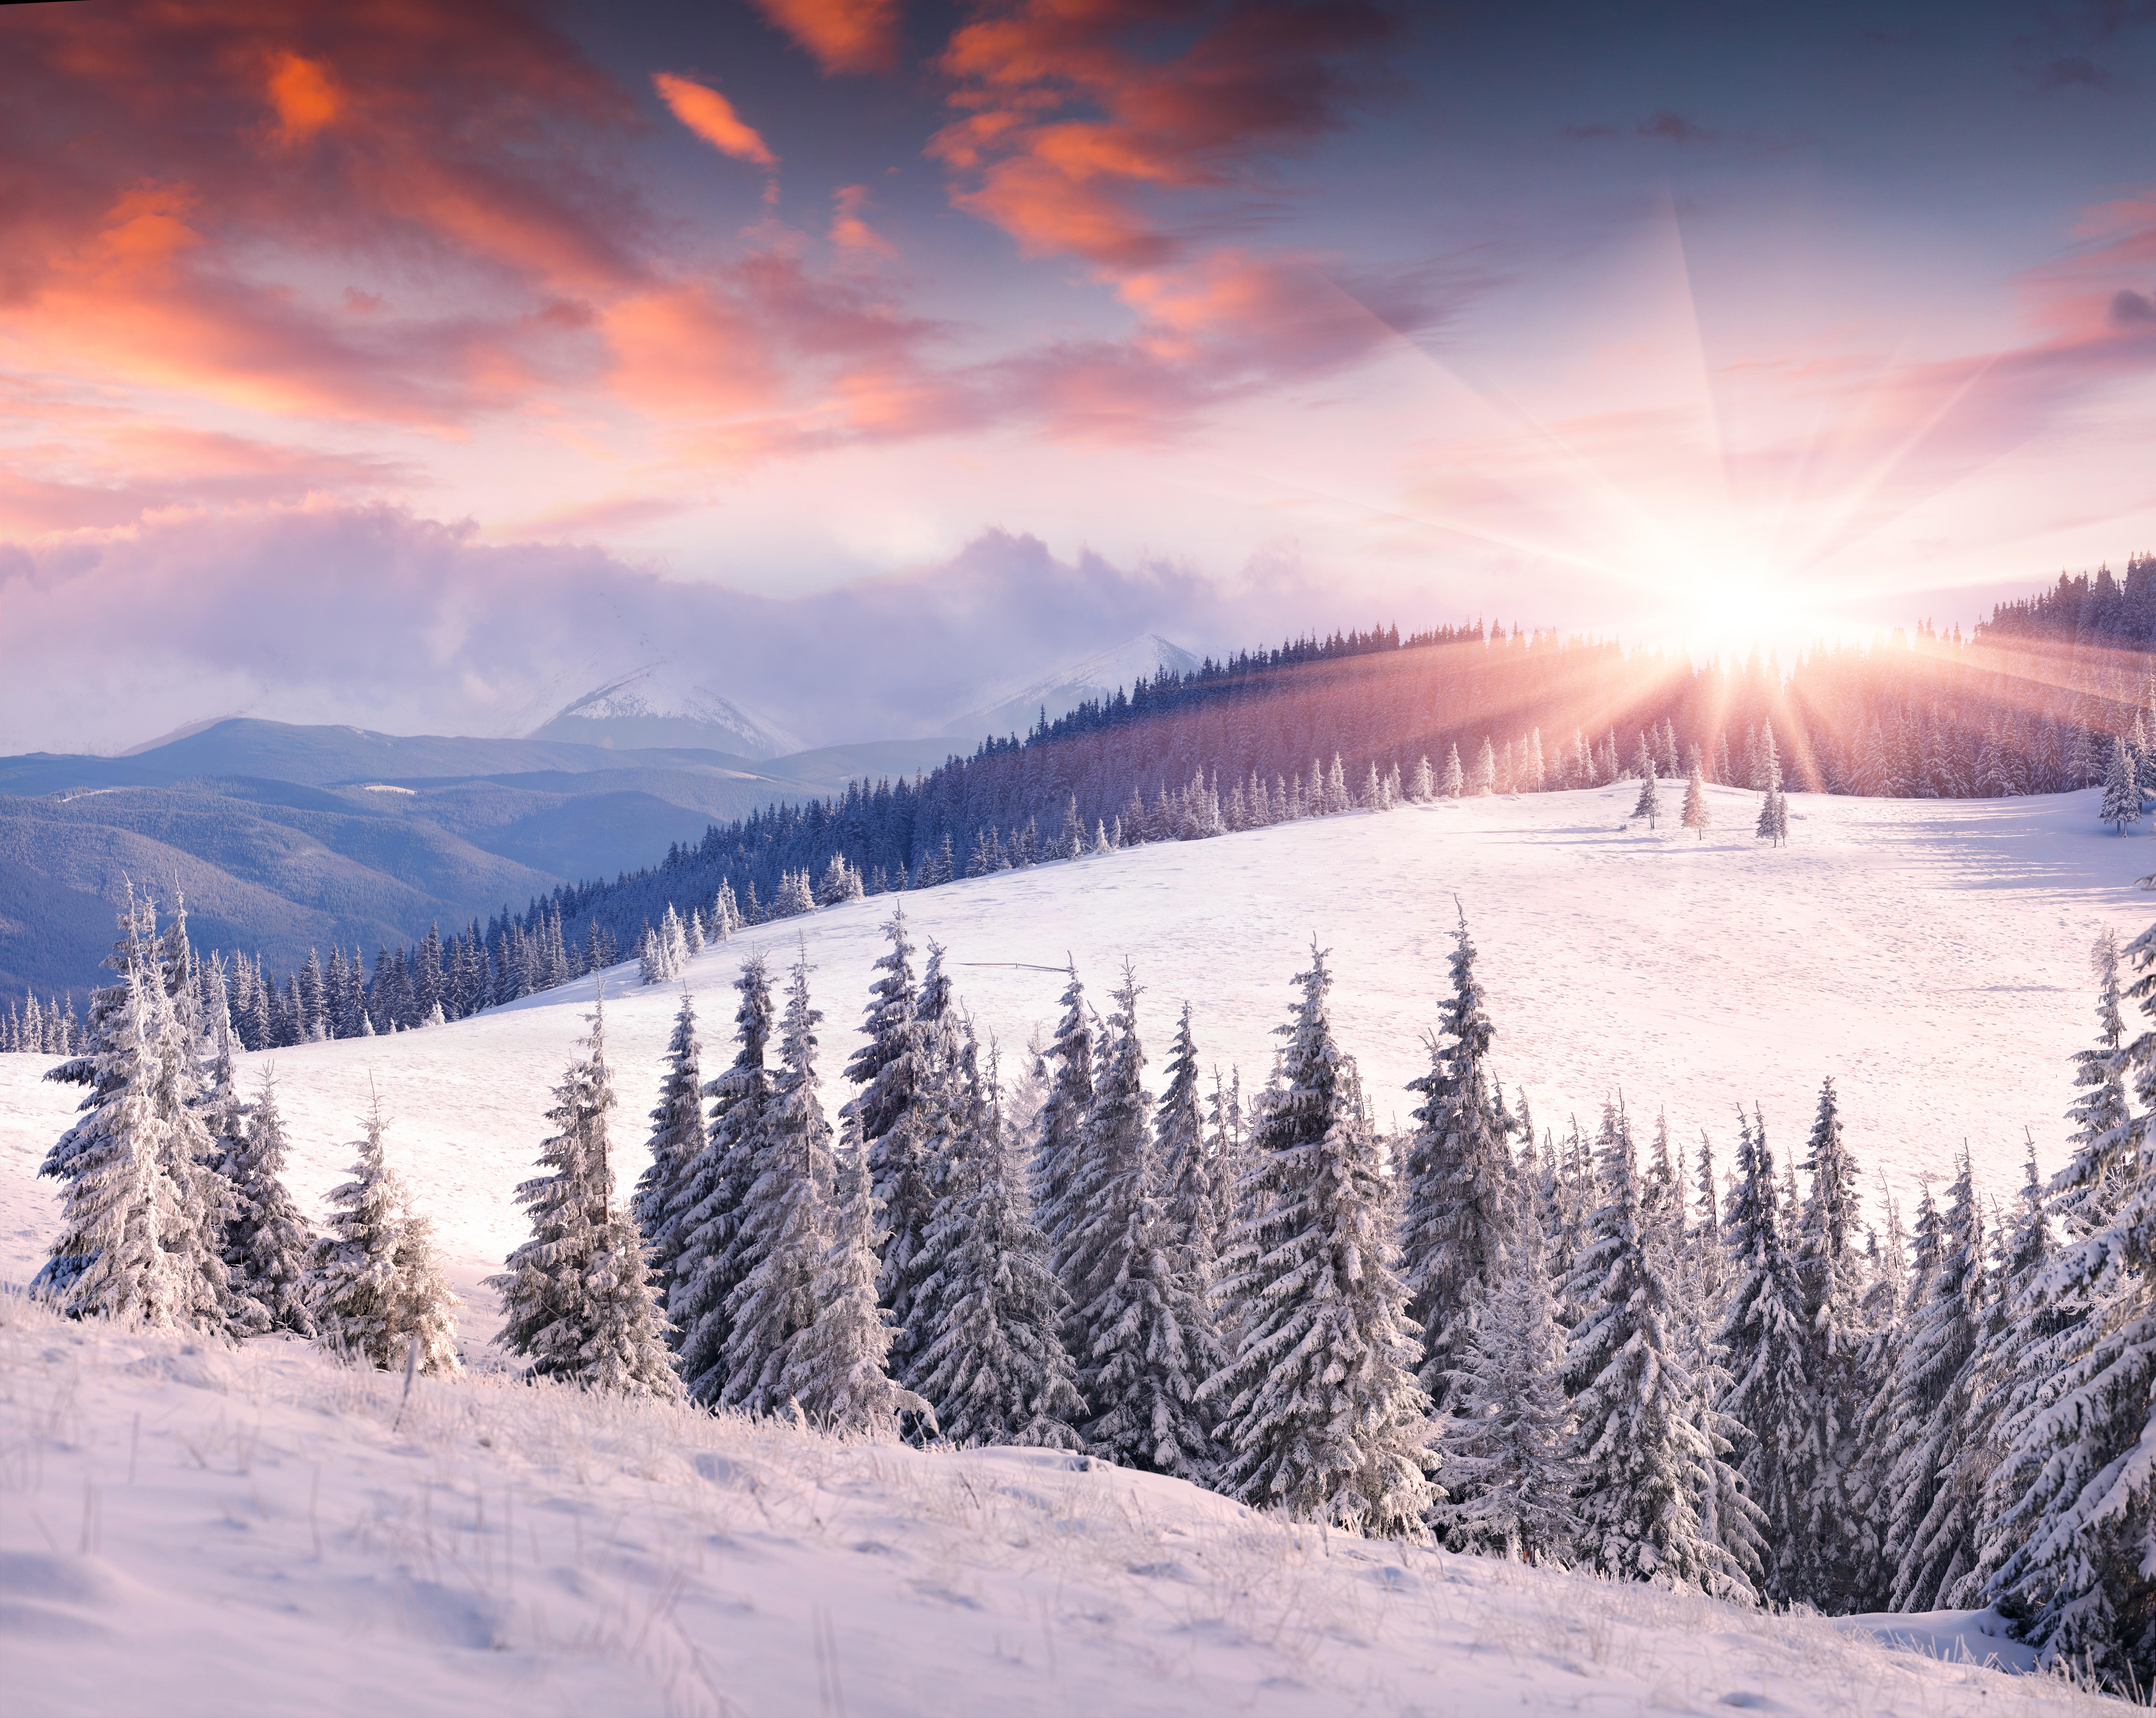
0,505,1379,757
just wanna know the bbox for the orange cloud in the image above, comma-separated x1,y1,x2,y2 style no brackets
265,51,342,144
653,72,777,168
0,1,643,429
933,1,1393,270
750,0,902,76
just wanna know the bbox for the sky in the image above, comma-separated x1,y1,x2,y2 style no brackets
2,0,2153,753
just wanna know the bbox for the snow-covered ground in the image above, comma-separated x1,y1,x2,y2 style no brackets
0,1293,2110,1717
5,782,2149,1316
1,783,2148,1714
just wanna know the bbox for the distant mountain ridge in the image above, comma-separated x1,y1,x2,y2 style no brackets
947,633,1202,741
0,721,967,1003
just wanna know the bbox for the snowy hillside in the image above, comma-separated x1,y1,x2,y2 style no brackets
532,662,804,759
3,781,2149,1715
0,1291,2105,1718
947,632,1202,741
3,782,2143,1313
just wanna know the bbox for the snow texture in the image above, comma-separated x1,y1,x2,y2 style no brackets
0,1291,2111,1717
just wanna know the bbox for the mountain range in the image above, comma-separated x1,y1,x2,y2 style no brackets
0,721,964,1004
0,632,1198,1004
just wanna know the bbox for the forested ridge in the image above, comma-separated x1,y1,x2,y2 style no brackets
8,557,2151,1050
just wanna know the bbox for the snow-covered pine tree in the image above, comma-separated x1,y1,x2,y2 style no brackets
630,987,703,1320
1435,1207,1577,1563
1779,1076,1870,1609
774,868,818,917
1681,755,1711,840
1632,758,1661,829
1400,906,1520,1408
1953,1141,2062,1608
489,1003,677,1396
311,1097,459,1374
723,946,836,1415
1066,968,1221,1478
670,955,775,1401
1156,1003,1221,1285
1058,794,1086,860
1981,921,2156,1687
1565,1102,1760,1599
1716,1108,1812,1605
782,1110,933,1435
1441,743,1465,799
913,1035,1086,1447
1882,1150,1986,1612
1031,960,1096,1282
1204,944,1436,1537
2101,735,2142,834
37,947,234,1330
222,1073,316,1336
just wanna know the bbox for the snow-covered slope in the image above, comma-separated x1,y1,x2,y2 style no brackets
0,1292,2100,1718
3,783,2145,1311
947,632,1201,741
2,783,2145,1715
530,662,803,759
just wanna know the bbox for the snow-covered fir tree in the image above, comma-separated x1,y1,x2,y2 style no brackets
1153,1003,1213,1252
782,1111,933,1435
37,895,234,1331
1434,1211,1577,1563
913,1033,1086,1447
1031,960,1096,1294
1681,756,1711,839
723,946,836,1415
222,1072,316,1336
1952,1142,2060,1608
1632,758,1661,828
2101,735,2142,833
1716,1108,1812,1605
490,1004,677,1396
312,1097,459,1374
1400,908,1521,1407
1065,967,1221,1478
1881,1151,1986,1611
843,909,943,1369
630,986,703,1319
670,955,775,1402
1204,944,1436,1537
1565,1103,1760,1600
1441,742,1465,799
1980,920,2156,1688
1790,1076,1871,1611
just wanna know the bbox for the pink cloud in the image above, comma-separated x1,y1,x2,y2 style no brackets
831,185,898,257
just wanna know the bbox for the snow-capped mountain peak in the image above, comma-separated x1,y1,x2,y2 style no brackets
529,662,802,760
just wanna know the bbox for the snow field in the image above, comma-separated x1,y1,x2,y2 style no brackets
0,1291,2111,1718
3,782,2147,1325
